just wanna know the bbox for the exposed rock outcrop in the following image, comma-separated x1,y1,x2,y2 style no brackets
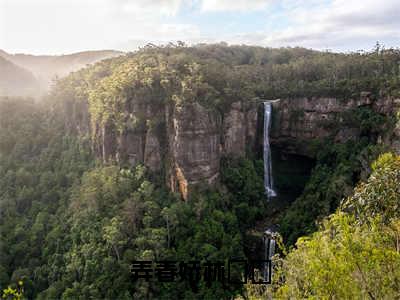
144,128,162,172
167,102,220,200
65,92,400,198
223,102,246,156
270,94,400,156
222,101,260,157
270,97,355,156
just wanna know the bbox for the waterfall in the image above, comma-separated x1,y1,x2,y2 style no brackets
263,102,277,198
262,103,277,283
263,229,276,283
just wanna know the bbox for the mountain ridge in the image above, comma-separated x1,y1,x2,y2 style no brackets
0,55,40,97
0,49,124,96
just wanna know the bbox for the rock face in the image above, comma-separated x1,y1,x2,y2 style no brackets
375,97,400,154
144,128,162,172
222,101,260,157
65,97,259,199
166,101,260,199
223,102,246,156
167,102,220,200
88,100,165,170
65,92,400,198
270,97,360,156
270,94,400,156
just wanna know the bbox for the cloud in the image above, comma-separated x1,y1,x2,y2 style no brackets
103,0,201,49
109,0,271,15
1,0,113,54
115,23,201,50
261,0,400,50
108,0,185,17
201,0,271,12
0,0,197,54
2,0,400,54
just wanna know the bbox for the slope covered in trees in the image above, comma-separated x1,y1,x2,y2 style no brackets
53,43,400,115
272,153,400,299
1,44,400,299
0,49,122,96
0,96,261,299
52,43,399,244
0,57,40,97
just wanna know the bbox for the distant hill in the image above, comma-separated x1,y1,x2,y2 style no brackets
0,49,123,95
0,55,40,97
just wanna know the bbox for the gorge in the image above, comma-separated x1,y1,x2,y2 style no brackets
2,44,400,299
53,45,400,205
63,92,400,200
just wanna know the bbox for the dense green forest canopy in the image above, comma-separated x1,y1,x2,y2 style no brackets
1,43,400,299
0,96,259,299
52,43,400,132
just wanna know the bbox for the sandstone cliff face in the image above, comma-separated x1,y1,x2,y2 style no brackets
89,100,165,170
223,102,246,156
222,101,259,157
166,100,260,199
270,94,400,156
65,92,400,198
270,97,364,156
144,127,162,172
374,97,400,154
167,102,220,199
64,97,259,199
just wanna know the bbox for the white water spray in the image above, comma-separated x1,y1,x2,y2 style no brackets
263,102,277,198
263,229,276,282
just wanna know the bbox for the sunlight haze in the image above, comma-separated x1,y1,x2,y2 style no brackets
1,0,400,54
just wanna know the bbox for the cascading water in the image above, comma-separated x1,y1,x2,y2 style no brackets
263,102,277,198
263,229,276,283
261,103,277,283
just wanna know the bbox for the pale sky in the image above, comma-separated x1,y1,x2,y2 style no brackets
1,0,399,55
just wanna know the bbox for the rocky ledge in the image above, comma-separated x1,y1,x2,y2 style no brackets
65,92,400,199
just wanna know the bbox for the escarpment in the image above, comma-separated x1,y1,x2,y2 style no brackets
221,101,260,156
167,102,220,199
64,97,260,198
270,93,400,156
51,44,400,200
64,92,400,199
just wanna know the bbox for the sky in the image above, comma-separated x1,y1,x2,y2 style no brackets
1,0,399,55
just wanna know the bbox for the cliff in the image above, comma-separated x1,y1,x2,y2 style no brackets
52,44,400,199
270,94,400,156
65,90,400,199
73,98,259,199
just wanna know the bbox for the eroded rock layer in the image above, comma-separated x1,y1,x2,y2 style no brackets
64,93,400,198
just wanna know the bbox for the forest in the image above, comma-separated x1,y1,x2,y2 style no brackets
1,43,400,299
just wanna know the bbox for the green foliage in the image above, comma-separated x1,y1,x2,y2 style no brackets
276,214,400,299
0,98,93,299
0,97,262,299
279,139,384,245
220,157,266,232
0,98,248,298
1,280,24,300
3,43,400,299
342,106,387,136
53,44,400,137
278,105,389,245
343,152,400,223
274,153,400,299
51,165,245,299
